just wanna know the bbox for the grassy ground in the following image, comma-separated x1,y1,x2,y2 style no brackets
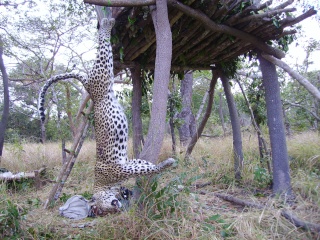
0,131,319,239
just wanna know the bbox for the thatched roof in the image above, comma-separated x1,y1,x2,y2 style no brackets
87,0,317,72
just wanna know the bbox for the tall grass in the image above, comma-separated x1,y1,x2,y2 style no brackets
0,131,319,239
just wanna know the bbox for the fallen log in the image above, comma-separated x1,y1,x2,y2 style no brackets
0,166,46,189
0,166,46,181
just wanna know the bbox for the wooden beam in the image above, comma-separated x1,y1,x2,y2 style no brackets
114,61,212,71
168,0,285,59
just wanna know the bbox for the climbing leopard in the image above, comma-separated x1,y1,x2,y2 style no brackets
38,18,175,212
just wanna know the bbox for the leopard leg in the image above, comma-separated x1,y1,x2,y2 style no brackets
120,158,176,177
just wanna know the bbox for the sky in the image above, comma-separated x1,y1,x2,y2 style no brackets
284,6,320,71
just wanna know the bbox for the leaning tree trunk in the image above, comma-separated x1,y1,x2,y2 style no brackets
185,69,218,161
220,71,243,180
131,67,144,159
0,36,9,158
177,72,196,148
139,0,172,164
258,53,292,196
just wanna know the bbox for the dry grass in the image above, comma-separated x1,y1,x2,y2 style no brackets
1,131,319,239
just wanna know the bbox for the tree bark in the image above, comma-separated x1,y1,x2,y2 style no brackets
130,67,144,159
138,0,172,164
220,72,243,180
177,72,196,147
195,90,208,122
261,53,320,101
185,70,218,161
258,53,292,196
218,91,227,137
168,91,176,155
0,37,9,158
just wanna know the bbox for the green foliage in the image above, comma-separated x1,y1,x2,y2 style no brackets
253,166,272,188
219,58,241,79
81,191,93,199
138,176,183,220
277,35,296,52
59,192,72,203
0,187,27,239
272,17,280,28
167,90,182,120
26,197,41,208
203,214,234,237
6,179,34,192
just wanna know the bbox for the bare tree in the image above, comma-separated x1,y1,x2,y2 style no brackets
258,53,292,196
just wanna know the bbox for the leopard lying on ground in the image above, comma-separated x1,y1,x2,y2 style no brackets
38,18,175,212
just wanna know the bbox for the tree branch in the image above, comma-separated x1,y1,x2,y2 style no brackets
283,101,320,121
238,8,296,24
281,8,317,29
262,53,320,101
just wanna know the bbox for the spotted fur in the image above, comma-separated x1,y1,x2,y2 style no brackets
38,18,175,212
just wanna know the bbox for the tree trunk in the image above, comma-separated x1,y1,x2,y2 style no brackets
131,67,144,159
218,91,227,137
0,37,9,158
139,0,172,164
220,72,243,180
195,91,208,122
168,91,176,155
185,70,218,161
258,53,292,196
177,72,196,147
